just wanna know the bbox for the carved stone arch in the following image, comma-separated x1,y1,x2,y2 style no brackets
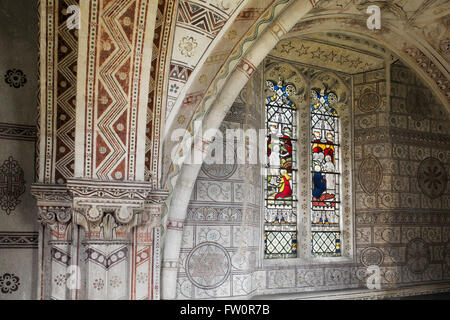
160,0,319,300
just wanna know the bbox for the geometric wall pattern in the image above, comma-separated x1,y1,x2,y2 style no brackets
176,51,450,299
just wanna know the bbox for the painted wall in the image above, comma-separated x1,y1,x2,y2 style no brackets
175,57,450,299
0,0,39,300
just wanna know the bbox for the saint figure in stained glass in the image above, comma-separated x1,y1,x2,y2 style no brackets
310,88,341,256
264,78,298,259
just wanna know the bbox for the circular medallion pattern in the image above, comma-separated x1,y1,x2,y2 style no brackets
201,145,237,180
417,157,447,199
361,247,384,267
358,90,381,112
186,242,231,289
406,238,430,274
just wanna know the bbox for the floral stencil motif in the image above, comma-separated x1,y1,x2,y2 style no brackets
0,273,20,294
417,157,447,199
178,36,198,57
406,238,430,275
186,242,231,289
109,276,122,288
4,69,27,88
0,157,26,215
54,274,67,287
93,278,105,291
136,272,148,284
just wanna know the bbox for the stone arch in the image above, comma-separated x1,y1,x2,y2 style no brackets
160,0,318,299
160,0,450,299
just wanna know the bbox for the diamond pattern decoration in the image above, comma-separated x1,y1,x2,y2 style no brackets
265,231,297,257
312,231,340,256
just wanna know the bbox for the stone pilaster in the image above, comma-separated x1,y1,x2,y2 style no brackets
31,184,73,300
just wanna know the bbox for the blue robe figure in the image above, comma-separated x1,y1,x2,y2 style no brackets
313,172,326,199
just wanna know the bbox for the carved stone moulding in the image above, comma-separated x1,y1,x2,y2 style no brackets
66,179,153,201
66,179,154,241
146,190,169,205
31,184,72,205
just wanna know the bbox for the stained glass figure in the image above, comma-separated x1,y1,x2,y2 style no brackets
310,88,341,256
264,78,298,259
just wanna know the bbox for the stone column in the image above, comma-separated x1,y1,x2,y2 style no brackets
31,184,73,300
67,179,152,300
34,0,159,300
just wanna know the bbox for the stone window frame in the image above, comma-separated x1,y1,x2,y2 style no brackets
260,57,355,267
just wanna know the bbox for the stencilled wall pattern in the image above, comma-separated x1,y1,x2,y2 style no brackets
175,40,450,299
0,0,40,300
354,62,450,289
177,67,263,299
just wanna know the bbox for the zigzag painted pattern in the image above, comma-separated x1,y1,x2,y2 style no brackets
145,0,176,187
55,0,78,184
145,0,165,182
177,0,227,37
93,0,136,180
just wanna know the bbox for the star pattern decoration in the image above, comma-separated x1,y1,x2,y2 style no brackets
325,50,338,62
271,39,384,74
188,244,229,287
351,57,363,68
280,41,295,54
338,54,350,65
296,44,309,56
311,47,324,59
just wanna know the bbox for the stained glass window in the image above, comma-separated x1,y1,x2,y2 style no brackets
310,88,341,256
264,78,298,259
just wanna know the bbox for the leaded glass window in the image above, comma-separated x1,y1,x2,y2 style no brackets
310,88,341,256
264,78,298,259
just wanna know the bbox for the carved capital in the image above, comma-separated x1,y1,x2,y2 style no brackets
38,206,72,226
31,184,73,239
72,200,146,241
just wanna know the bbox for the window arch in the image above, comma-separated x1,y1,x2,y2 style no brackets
262,61,354,262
